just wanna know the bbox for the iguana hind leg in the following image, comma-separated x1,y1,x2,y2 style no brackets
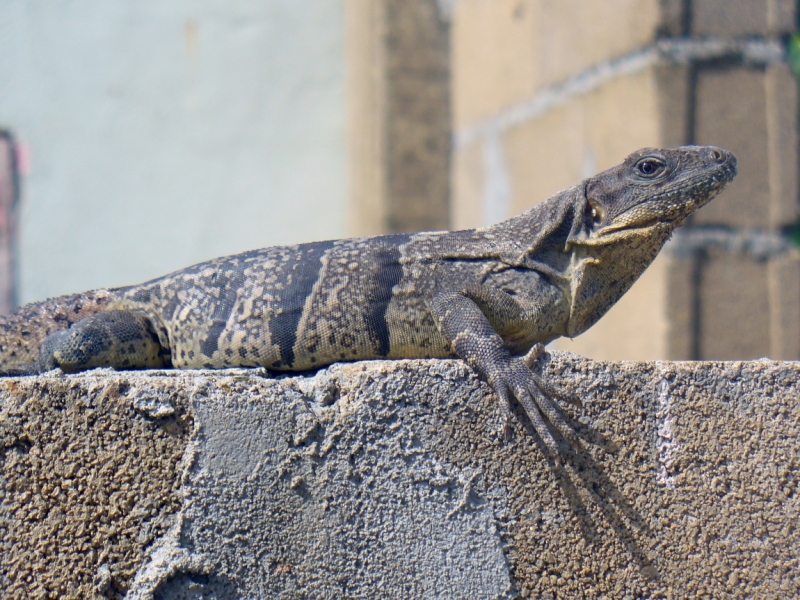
38,310,171,373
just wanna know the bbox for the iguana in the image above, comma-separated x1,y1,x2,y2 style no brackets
0,146,736,460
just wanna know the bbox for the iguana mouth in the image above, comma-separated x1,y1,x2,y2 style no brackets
599,162,737,236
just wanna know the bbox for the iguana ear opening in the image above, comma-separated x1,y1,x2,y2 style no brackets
588,202,606,227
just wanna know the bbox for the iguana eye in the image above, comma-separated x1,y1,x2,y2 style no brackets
634,157,665,178
589,203,605,226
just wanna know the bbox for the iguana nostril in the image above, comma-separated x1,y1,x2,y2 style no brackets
711,148,724,163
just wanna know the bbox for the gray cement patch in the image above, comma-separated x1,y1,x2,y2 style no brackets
150,371,512,599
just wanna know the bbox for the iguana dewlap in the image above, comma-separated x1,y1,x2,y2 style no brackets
0,146,737,460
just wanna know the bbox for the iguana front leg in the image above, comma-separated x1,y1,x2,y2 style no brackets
430,285,578,463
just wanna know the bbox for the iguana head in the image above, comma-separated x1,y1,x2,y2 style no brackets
571,145,737,246
562,145,737,337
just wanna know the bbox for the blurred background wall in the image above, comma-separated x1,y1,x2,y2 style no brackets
0,0,347,305
1,0,798,361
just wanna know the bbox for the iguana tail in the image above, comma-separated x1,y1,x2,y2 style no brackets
0,290,117,374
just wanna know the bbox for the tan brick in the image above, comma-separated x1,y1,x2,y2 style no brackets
346,0,388,237
694,68,768,228
451,139,485,230
501,100,586,218
451,0,538,130
655,64,691,148
768,253,800,360
691,0,796,36
451,0,663,129
665,254,696,360
692,66,797,229
658,0,688,36
696,252,771,360
766,64,799,227
502,67,662,217
663,248,800,362
660,249,793,362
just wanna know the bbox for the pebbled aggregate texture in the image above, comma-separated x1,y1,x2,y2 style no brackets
0,374,192,599
2,353,799,598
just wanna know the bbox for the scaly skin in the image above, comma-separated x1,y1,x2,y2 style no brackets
0,146,737,461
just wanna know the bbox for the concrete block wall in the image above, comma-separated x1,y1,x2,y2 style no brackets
3,358,800,598
449,0,800,361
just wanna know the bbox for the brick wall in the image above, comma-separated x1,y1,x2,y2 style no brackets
449,0,799,360
346,0,799,360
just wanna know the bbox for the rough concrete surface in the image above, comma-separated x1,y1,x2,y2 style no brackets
2,354,799,598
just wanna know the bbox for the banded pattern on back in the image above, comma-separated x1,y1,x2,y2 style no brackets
112,232,496,371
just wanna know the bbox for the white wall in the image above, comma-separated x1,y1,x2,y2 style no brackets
0,0,346,304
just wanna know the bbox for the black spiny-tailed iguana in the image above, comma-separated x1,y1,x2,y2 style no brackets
0,146,737,460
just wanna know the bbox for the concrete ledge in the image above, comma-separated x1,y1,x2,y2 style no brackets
2,355,799,598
